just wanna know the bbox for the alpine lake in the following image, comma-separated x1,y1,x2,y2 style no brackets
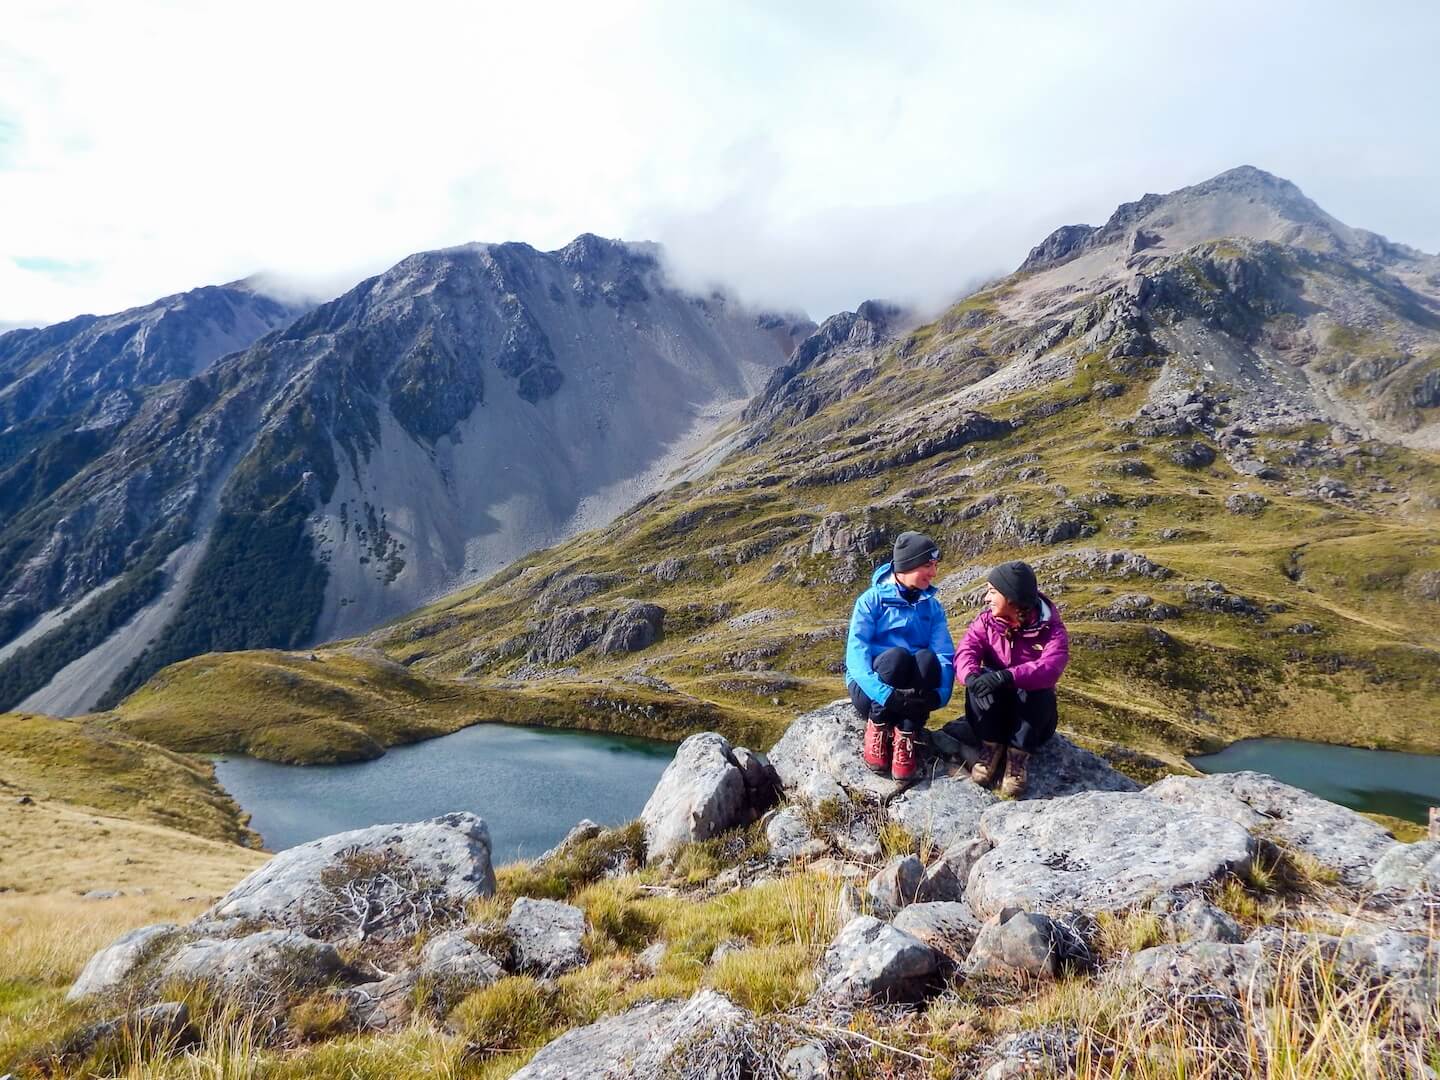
1190,737,1440,826
213,723,676,862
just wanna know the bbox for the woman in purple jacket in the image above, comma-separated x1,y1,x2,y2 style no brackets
954,560,1069,798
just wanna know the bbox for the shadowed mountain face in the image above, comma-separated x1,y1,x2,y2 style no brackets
0,236,808,715
96,167,1439,777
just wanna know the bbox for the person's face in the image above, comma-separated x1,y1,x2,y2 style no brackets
986,583,1021,624
896,559,938,591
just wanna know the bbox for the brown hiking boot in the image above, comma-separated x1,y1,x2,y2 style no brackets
863,719,893,775
891,729,921,782
1000,748,1030,798
970,741,1006,788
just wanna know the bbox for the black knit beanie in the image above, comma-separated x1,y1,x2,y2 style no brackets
893,531,941,573
987,560,1039,608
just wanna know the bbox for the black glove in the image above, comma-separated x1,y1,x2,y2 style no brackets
918,689,943,713
966,669,1012,697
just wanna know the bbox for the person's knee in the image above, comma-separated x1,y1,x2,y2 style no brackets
872,646,918,686
913,648,942,689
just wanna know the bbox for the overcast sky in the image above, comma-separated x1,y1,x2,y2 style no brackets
3,1,1438,327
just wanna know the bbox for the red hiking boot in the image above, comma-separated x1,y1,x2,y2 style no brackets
863,719,893,774
891,730,921,782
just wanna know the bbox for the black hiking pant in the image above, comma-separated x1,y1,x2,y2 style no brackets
963,671,1058,753
849,647,942,734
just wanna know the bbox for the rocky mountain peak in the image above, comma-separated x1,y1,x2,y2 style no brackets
1019,165,1387,274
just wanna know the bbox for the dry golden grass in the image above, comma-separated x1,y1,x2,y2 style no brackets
0,794,265,897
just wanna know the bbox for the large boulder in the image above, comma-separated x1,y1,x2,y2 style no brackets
160,930,347,995
68,923,179,1001
204,813,495,942
813,915,939,1005
641,733,778,860
506,897,588,976
513,989,752,1079
966,791,1255,919
1146,772,1395,885
768,701,1137,850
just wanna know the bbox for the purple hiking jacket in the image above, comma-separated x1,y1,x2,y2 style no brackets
955,592,1069,692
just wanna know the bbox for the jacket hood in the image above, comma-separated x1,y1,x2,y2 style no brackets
871,561,940,599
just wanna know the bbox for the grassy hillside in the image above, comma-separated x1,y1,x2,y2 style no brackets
0,712,259,848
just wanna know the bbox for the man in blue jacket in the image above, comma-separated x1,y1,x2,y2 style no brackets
846,531,956,780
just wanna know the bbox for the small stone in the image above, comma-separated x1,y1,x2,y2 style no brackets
81,889,123,901
506,897,588,976
636,941,667,975
781,1041,832,1079
814,916,939,1005
836,882,864,924
867,855,925,911
1164,898,1244,944
893,901,982,964
963,909,1080,980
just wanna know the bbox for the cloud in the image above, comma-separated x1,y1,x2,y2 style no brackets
2,0,1437,326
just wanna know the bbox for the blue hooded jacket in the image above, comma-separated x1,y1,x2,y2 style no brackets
845,561,956,706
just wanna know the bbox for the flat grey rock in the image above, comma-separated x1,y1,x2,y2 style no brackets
813,915,938,1005
68,923,179,1001
1146,771,1395,885
506,897,588,976
161,930,346,995
205,812,495,941
1124,939,1270,1003
967,791,1254,918
640,732,748,861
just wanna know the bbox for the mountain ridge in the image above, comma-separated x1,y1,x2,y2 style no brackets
0,235,810,715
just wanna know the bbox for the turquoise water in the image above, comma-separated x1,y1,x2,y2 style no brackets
213,723,675,862
1190,737,1440,824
